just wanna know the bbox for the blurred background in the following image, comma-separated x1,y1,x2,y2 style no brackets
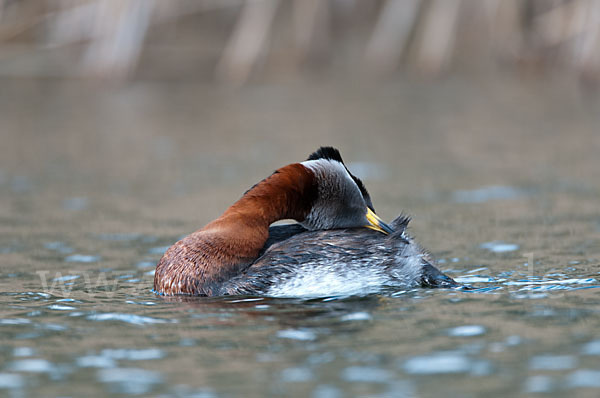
2,0,600,81
1,0,599,248
1,0,599,239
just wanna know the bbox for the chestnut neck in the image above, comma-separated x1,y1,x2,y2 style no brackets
204,163,317,254
154,163,319,296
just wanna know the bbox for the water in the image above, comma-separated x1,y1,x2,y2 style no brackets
1,76,600,397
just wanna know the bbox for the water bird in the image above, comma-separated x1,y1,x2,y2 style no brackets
154,147,456,297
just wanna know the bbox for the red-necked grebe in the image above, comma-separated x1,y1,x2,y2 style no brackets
154,147,456,297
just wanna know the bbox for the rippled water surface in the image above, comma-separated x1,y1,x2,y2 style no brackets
1,77,600,397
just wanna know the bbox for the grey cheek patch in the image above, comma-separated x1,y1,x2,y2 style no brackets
300,158,368,231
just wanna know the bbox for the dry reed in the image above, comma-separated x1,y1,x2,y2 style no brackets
0,0,598,83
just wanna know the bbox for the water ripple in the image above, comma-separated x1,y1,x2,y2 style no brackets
65,254,101,263
13,347,35,357
87,313,174,325
76,356,117,368
0,318,31,325
529,355,577,370
96,233,142,242
62,197,88,211
97,367,163,395
148,246,170,255
506,278,596,286
9,359,53,373
566,369,600,389
341,366,393,383
581,340,600,355
403,352,473,374
53,275,80,282
340,312,372,321
101,348,164,360
0,373,24,389
452,185,527,203
280,367,314,383
276,329,317,341
455,276,495,283
44,241,74,254
480,241,520,253
524,375,555,393
48,304,76,310
447,325,486,337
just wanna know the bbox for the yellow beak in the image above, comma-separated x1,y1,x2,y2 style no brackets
365,208,394,235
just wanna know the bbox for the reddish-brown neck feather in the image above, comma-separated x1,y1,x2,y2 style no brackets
154,163,316,296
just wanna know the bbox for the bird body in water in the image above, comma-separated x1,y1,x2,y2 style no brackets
154,147,456,297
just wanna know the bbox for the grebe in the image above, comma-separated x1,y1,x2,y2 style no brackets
154,147,456,297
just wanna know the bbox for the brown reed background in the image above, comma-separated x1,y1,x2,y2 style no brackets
1,0,599,84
